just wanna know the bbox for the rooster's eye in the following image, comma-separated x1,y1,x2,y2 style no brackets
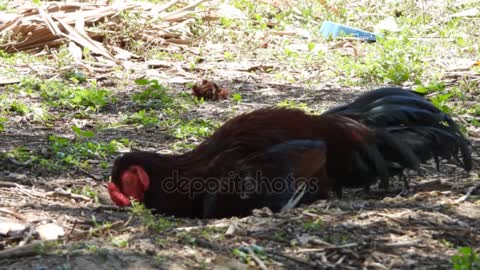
122,178,133,189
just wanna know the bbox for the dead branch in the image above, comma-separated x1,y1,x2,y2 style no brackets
0,1,215,69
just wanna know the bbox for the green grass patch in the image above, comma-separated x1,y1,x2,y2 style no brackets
1,127,128,172
130,201,177,232
48,134,124,169
8,78,114,113
336,35,430,85
162,118,219,141
133,79,174,108
123,109,160,127
452,247,480,270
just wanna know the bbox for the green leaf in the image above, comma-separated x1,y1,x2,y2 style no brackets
232,248,248,261
72,126,95,138
232,93,242,103
134,79,150,85
307,42,315,52
0,116,6,132
451,246,480,270
415,82,446,94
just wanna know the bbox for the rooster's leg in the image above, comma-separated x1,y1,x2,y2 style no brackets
401,171,410,191
334,184,343,198
397,171,412,197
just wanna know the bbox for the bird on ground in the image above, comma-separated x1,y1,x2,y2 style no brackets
108,87,471,218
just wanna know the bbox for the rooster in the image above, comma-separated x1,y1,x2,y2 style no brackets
108,87,471,218
323,87,471,195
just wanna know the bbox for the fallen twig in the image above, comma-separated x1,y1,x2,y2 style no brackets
414,179,444,189
318,0,342,17
45,188,91,202
175,222,230,232
367,262,389,270
65,220,78,242
297,242,358,253
0,181,19,188
281,182,307,212
162,0,208,22
0,208,29,222
7,157,33,166
91,205,131,212
225,218,239,236
244,246,268,270
455,181,480,204
77,167,104,181
17,225,35,246
0,240,58,259
67,220,124,240
378,240,421,249
268,250,317,268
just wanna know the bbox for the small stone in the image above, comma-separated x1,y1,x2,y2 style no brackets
0,217,26,235
36,223,65,240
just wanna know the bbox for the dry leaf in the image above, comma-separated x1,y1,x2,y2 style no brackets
375,16,400,33
450,7,479,18
216,4,246,19
192,79,230,101
68,41,83,62
296,234,316,245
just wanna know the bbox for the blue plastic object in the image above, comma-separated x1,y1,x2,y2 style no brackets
320,21,377,41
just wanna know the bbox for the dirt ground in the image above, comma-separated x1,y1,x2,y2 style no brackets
1,1,479,269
